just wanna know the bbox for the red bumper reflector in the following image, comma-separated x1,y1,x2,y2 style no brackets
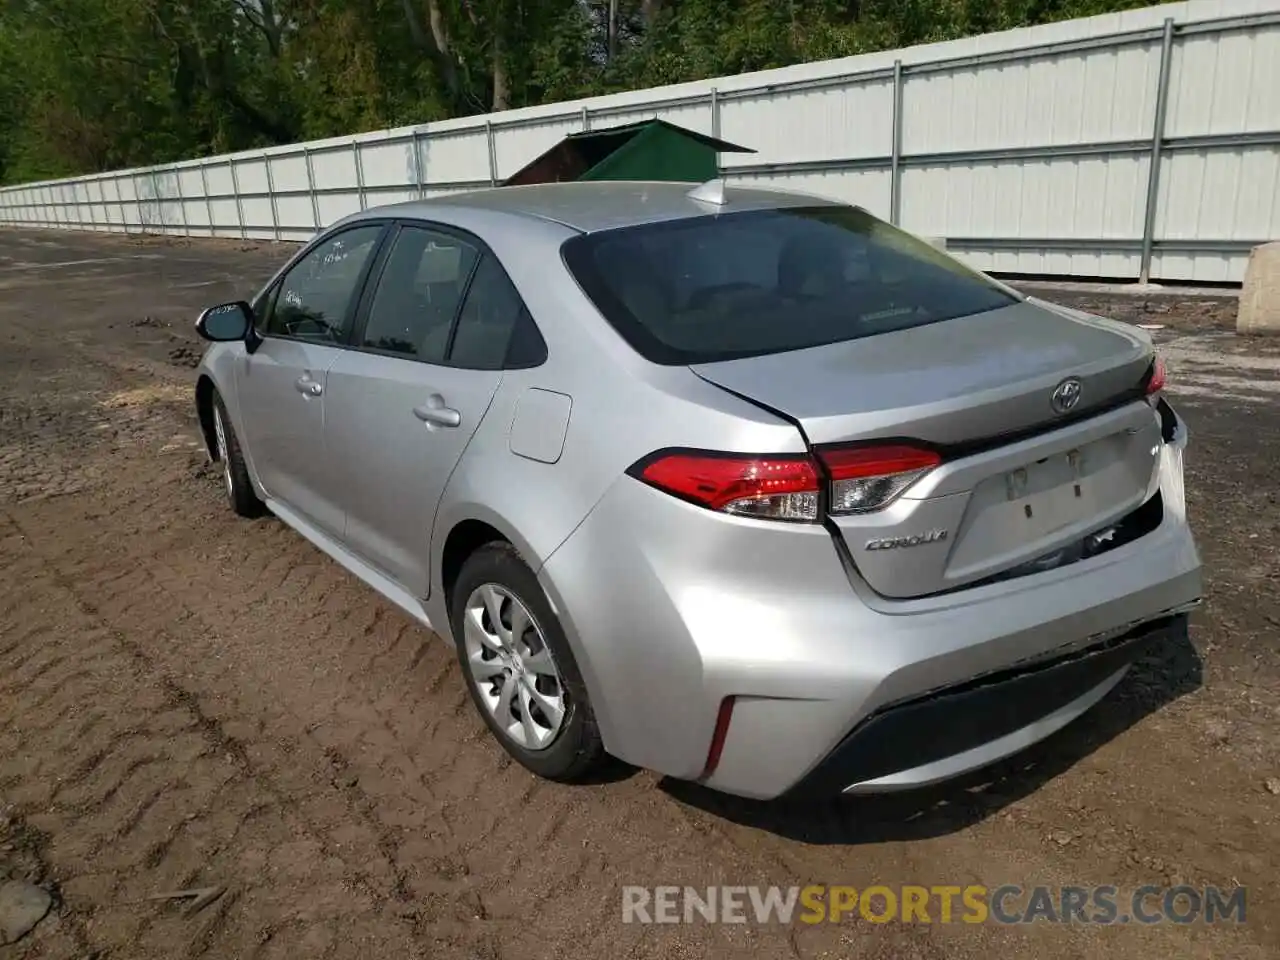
701,697,736,778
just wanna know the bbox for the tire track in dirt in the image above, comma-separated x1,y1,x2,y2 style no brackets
1,303,819,957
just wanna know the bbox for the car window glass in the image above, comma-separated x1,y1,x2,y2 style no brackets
561,207,1018,365
265,225,383,342
448,253,528,370
361,226,480,362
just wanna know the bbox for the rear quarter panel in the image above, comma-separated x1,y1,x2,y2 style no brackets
424,210,806,636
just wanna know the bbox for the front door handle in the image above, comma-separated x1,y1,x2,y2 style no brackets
294,376,323,397
413,402,461,428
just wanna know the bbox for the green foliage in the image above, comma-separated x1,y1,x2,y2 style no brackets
0,0,1176,184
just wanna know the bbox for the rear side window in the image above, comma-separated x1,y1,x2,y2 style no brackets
449,254,547,370
560,206,1018,365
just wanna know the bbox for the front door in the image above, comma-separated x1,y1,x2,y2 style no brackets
325,225,531,598
237,222,387,537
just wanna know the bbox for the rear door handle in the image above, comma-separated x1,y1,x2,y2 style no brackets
413,402,461,428
294,376,323,397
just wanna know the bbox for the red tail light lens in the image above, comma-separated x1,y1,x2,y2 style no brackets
1145,355,1166,395
631,444,943,520
818,444,942,515
632,451,821,521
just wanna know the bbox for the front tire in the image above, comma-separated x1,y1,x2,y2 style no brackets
211,391,265,518
450,542,606,782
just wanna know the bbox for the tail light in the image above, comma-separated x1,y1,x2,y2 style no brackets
630,451,821,521
630,442,941,522
818,444,942,515
1144,355,1166,395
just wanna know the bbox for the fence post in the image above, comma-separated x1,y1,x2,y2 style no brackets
710,87,722,177
486,121,498,187
890,59,904,226
93,178,106,231
230,158,246,239
151,171,167,234
199,163,215,237
1139,17,1176,285
175,166,189,235
411,130,425,199
304,147,321,230
581,105,590,132
113,177,127,235
264,151,281,241
354,140,367,210
130,175,145,233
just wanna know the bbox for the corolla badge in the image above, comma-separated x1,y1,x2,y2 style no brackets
1051,377,1083,414
865,529,948,550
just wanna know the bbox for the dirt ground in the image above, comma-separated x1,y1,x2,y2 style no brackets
0,229,1277,960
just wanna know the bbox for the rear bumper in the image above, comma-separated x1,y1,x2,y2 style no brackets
781,611,1190,799
537,408,1201,801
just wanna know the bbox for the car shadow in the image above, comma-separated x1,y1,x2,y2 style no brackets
658,620,1203,844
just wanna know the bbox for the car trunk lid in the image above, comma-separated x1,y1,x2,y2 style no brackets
690,299,1163,598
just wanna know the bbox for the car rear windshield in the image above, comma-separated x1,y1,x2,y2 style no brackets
560,205,1019,365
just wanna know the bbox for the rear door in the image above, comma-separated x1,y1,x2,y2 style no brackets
323,223,540,598
236,222,387,537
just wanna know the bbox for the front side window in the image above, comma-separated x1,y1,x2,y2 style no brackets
359,226,480,362
560,206,1019,365
264,224,384,342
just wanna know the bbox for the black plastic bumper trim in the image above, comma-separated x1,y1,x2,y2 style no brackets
782,613,1187,800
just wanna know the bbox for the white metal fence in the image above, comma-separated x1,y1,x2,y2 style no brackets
1,0,1278,283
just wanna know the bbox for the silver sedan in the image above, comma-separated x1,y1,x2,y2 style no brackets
193,180,1202,800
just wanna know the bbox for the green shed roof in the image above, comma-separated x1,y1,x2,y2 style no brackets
503,118,754,187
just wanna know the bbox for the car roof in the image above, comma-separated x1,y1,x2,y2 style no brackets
351,180,845,235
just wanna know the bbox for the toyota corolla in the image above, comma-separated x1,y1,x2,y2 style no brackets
192,179,1201,800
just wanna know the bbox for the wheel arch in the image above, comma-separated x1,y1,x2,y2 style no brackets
428,503,557,642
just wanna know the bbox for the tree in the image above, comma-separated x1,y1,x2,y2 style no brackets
0,0,1178,184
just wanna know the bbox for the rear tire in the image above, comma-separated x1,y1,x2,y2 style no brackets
450,542,606,782
211,391,265,518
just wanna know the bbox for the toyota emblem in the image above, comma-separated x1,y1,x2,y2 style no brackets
1051,378,1083,414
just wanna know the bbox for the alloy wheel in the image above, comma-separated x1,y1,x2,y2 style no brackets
462,583,567,751
212,407,233,499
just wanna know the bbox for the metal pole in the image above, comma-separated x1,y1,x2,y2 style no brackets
199,163,215,237
230,158,246,239
890,59,904,226
709,87,722,177
264,152,280,241
1139,17,1176,285
131,176,145,233
227,158,244,239
411,130,424,199
114,176,128,234
175,166,189,235
152,172,167,234
304,147,321,229
486,121,498,187
354,140,367,210
581,105,590,132
94,178,107,231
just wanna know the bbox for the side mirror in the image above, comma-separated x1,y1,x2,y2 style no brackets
196,301,253,342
